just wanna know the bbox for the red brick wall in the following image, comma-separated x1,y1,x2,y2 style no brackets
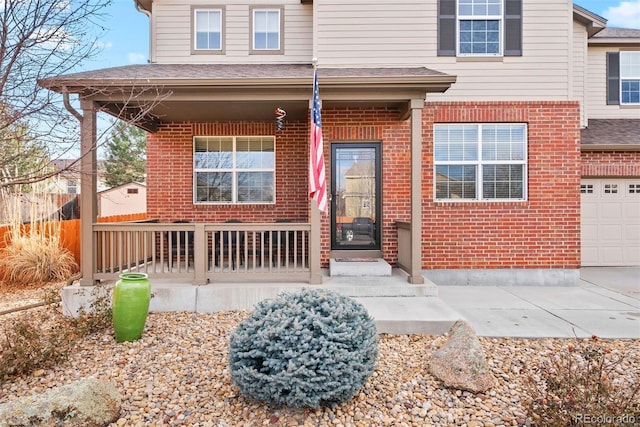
581,151,640,177
146,101,582,270
321,107,411,263
421,101,582,270
147,122,309,223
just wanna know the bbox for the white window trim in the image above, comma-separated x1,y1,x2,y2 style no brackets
191,6,225,55
619,51,640,105
249,6,284,55
434,123,528,202
456,0,503,57
193,136,276,205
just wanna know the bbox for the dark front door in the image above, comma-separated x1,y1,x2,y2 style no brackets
331,143,381,250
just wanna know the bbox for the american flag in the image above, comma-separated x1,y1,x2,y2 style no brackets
309,68,328,214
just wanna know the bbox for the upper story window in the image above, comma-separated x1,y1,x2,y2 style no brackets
434,123,527,201
250,7,283,54
620,51,640,104
458,0,502,55
193,8,224,53
607,51,640,105
438,0,522,57
194,136,275,204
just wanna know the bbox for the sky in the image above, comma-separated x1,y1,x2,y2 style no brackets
90,0,640,71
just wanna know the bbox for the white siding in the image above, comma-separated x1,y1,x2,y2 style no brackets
573,21,588,127
315,0,433,67
316,0,574,101
152,0,312,64
586,46,640,120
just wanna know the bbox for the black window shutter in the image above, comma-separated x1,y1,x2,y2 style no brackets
606,52,620,105
504,0,522,56
438,0,456,56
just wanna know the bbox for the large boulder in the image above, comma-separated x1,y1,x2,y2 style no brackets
0,378,121,427
429,320,496,393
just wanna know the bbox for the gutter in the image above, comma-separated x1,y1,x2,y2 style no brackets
40,75,457,92
134,0,153,63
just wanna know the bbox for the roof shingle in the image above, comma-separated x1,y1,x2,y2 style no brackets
581,119,640,147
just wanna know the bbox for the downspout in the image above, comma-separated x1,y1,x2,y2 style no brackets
134,0,153,63
62,87,83,122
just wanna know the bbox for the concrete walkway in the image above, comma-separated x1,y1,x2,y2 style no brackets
358,267,639,338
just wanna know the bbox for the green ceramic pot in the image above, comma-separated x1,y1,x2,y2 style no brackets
112,273,151,342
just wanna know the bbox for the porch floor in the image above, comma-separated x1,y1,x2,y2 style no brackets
63,268,462,334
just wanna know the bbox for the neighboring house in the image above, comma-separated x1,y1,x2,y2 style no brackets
98,182,147,217
39,0,639,289
48,159,109,195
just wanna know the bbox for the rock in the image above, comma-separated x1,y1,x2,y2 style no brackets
0,378,121,427
429,320,497,393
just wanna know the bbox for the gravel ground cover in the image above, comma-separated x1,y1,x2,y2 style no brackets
1,285,638,427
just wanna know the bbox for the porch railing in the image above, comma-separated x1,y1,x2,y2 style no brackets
93,221,312,283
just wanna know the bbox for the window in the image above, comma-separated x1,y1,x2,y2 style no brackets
458,0,501,55
434,124,527,200
67,180,77,194
193,8,223,52
194,136,275,204
127,188,139,195
250,7,282,53
620,51,640,104
607,51,640,105
581,184,594,194
438,0,522,57
604,183,618,194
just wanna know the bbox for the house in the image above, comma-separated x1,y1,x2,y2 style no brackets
48,158,108,195
38,0,639,299
98,182,147,217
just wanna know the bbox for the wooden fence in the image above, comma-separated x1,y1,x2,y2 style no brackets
0,213,148,265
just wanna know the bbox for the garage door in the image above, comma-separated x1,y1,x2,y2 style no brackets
581,179,640,266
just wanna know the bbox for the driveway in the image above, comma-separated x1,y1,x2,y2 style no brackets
580,267,640,299
435,267,639,338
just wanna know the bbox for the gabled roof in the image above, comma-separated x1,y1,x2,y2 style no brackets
573,4,607,37
581,119,640,151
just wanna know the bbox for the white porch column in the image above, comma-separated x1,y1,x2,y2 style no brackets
409,98,425,284
79,100,98,286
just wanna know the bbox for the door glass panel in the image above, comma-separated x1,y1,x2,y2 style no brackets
332,145,379,249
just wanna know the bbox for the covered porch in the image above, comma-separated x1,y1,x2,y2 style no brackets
39,64,456,291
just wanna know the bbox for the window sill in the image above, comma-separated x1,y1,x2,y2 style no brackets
456,56,504,63
191,49,225,55
249,50,284,55
433,199,528,204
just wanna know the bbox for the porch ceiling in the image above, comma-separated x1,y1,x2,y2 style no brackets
38,63,456,132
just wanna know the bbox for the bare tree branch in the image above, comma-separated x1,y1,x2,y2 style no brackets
0,0,170,194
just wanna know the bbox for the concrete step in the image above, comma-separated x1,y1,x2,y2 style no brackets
329,258,392,277
355,296,461,335
62,269,458,335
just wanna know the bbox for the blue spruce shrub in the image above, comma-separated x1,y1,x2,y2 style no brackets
228,288,378,408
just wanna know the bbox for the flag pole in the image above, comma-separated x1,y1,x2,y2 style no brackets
309,59,328,215
309,57,323,284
